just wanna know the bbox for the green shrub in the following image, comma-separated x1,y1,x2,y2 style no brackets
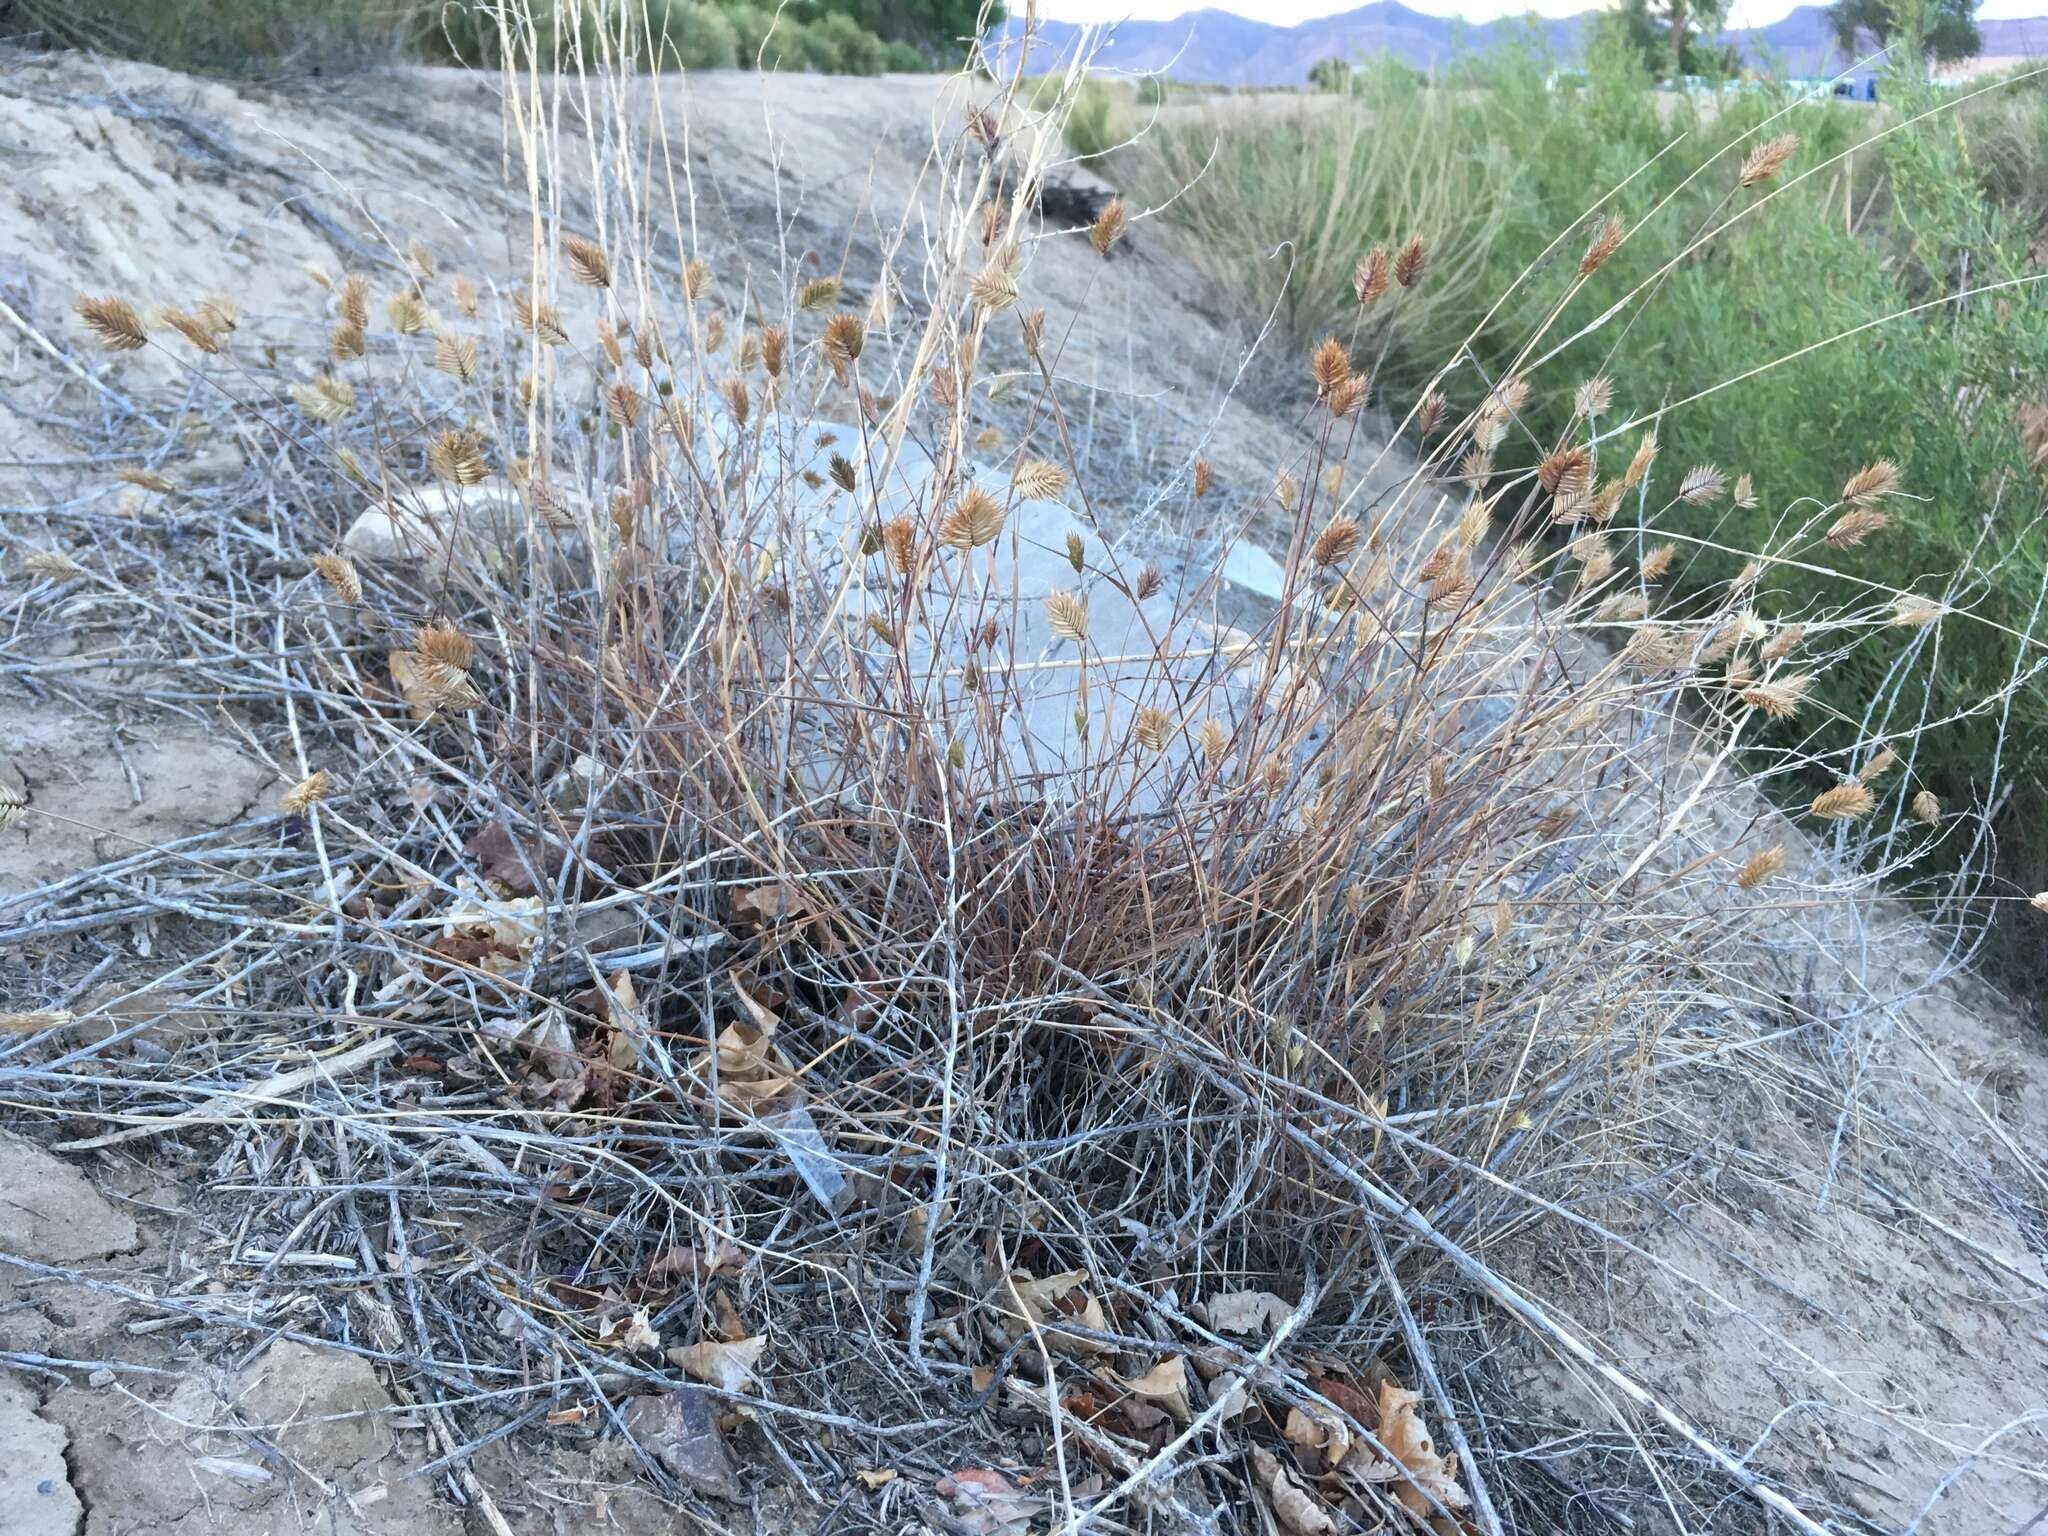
799,12,882,75
880,37,928,72
650,1,737,70
727,3,804,70
1062,77,1121,162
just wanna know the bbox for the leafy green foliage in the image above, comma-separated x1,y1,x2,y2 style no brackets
1831,0,1981,65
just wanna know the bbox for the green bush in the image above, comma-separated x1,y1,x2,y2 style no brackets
651,1,737,69
1062,77,1121,162
797,11,882,75
881,37,928,72
727,3,804,70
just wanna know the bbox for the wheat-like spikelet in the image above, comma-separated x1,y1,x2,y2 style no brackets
514,292,568,345
1310,335,1351,398
22,550,84,580
74,295,148,351
603,379,642,429
1739,133,1800,188
795,275,841,313
1014,459,1067,500
433,331,481,384
428,428,489,485
1045,590,1089,643
1677,464,1727,505
1621,432,1658,489
1891,595,1941,626
1638,543,1676,582
1742,674,1810,719
1574,375,1614,418
1737,843,1787,889
1273,473,1300,514
1810,781,1876,820
969,262,1020,312
387,291,431,336
413,623,474,672
1596,592,1651,624
1394,234,1427,287
1195,718,1228,765
1417,389,1446,437
1329,374,1369,419
594,318,624,370
311,552,364,605
875,516,915,575
1309,516,1360,570
1840,459,1901,506
1579,212,1625,276
1090,199,1129,257
1353,244,1390,306
1135,564,1163,601
1857,746,1898,783
1824,508,1889,550
330,323,366,362
822,313,865,375
1911,789,1941,824
563,234,612,288
1131,706,1174,752
117,467,175,495
302,262,333,290
449,274,480,317
280,770,331,813
405,238,436,279
292,374,356,423
1760,622,1804,661
1192,458,1213,498
1538,445,1592,499
1732,473,1757,509
942,488,1005,550
338,273,370,329
682,256,713,301
722,378,751,428
159,307,221,355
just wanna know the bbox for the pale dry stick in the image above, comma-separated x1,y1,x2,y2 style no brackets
999,1259,1079,1532
1050,1290,1313,1536
0,297,142,412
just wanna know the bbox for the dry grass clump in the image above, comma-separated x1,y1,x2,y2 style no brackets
4,14,2027,1536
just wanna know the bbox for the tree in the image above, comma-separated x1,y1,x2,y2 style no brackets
1594,0,1737,78
1829,0,1981,65
1308,57,1352,92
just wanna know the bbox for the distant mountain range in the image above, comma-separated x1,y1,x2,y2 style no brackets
987,3,2048,86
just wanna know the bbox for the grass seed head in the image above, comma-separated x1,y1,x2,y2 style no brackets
1311,335,1351,398
1825,508,1889,549
1353,244,1390,306
1090,198,1129,257
338,273,370,329
563,234,612,288
1394,234,1427,287
428,428,489,485
1741,675,1810,719
311,552,364,605
1911,789,1941,824
1677,464,1727,505
1810,781,1876,820
432,331,481,383
1311,515,1362,569
1045,590,1089,643
942,488,1005,549
1014,459,1068,500
1579,211,1625,276
1739,133,1800,188
1737,844,1787,889
74,295,148,351
1840,458,1902,505
280,770,331,813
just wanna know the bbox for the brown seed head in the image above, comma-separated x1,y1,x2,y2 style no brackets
1132,706,1174,752
292,374,356,423
1841,458,1901,506
428,428,489,485
1045,590,1089,643
330,323,366,362
1737,844,1787,890
1192,458,1213,498
1741,674,1810,719
829,453,857,492
161,308,222,355
338,273,371,329
433,331,481,383
1135,563,1163,601
1622,432,1659,489
1311,335,1351,398
117,468,175,495
386,290,430,336
311,552,363,605
280,770,331,814
1678,464,1727,505
1857,746,1898,784
1329,374,1369,419
1090,199,1129,257
1196,718,1228,765
1825,508,1889,549
1809,782,1875,820
1760,622,1804,662
1739,133,1800,188
1394,235,1427,287
604,379,643,428
761,324,787,377
1579,212,1625,276
1640,543,1676,582
880,516,916,574
1353,244,1390,306
941,487,1005,549
822,312,865,374
74,296,148,351
1312,515,1362,568
1574,375,1614,417
970,261,1020,312
797,275,841,312
563,234,612,288
1538,444,1592,499
1910,789,1941,824
1732,473,1758,509
1014,459,1068,500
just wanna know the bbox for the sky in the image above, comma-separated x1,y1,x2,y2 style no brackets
1033,0,2043,27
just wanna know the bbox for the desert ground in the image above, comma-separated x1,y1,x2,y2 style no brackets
2,45,2045,1536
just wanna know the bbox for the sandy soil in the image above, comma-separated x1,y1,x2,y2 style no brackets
1,43,2044,1536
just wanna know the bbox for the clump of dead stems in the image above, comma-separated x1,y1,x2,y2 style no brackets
2,7,2030,1534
